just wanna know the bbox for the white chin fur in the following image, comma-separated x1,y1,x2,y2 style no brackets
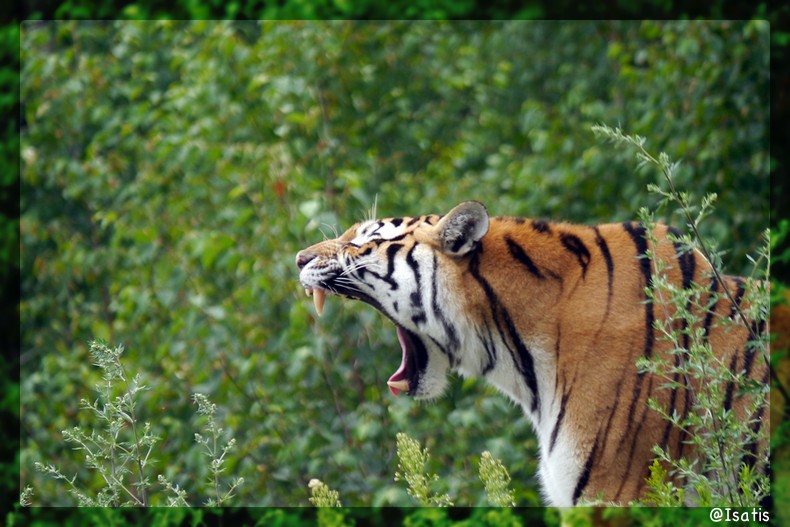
411,360,451,400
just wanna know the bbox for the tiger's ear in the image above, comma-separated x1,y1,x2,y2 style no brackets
434,201,489,256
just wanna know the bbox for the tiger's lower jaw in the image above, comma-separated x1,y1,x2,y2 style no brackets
374,323,451,400
387,325,445,399
372,322,450,400
305,286,439,398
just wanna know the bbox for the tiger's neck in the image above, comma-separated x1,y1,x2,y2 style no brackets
454,218,609,506
459,218,580,419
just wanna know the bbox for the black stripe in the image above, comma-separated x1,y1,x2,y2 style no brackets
744,368,770,471
390,218,403,228
593,376,626,499
428,335,451,360
406,328,429,375
361,232,408,249
478,323,498,375
430,253,459,363
678,375,692,460
743,319,765,379
560,232,591,278
623,222,654,360
355,241,400,288
619,374,649,453
589,228,614,344
470,251,541,416
744,397,766,470
554,324,561,362
382,243,404,289
661,231,696,455
386,233,409,243
616,223,656,467
743,341,757,379
552,324,561,426
505,236,545,280
668,227,695,290
703,276,720,339
502,308,541,415
724,277,755,395
615,388,651,501
357,267,399,290
368,221,384,237
410,306,426,325
723,351,739,412
532,219,552,234
593,227,614,308
599,377,625,451
573,441,598,504
659,353,680,453
728,277,746,320
405,246,420,286
756,318,766,338
405,245,426,325
549,386,571,454
674,259,700,462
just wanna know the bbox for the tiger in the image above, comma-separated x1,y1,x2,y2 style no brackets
295,200,768,506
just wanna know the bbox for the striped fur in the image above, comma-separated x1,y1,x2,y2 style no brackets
296,201,767,505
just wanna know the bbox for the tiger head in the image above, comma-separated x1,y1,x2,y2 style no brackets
296,201,490,400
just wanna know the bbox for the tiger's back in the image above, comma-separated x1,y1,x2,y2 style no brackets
296,201,768,505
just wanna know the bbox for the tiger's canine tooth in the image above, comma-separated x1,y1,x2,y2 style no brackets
305,288,312,297
313,288,326,316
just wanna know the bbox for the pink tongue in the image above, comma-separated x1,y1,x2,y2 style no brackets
388,327,410,396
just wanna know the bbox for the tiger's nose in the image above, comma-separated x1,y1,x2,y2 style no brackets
296,250,317,270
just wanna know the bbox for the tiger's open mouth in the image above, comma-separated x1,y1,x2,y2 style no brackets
304,286,422,397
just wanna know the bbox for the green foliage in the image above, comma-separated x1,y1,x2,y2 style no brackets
19,0,780,21
400,507,523,527
392,433,517,507
478,451,516,507
307,479,349,527
0,17,21,517
643,459,685,506
30,340,243,507
34,341,158,506
394,432,453,507
308,478,342,507
20,21,768,508
308,479,349,527
595,125,770,507
311,434,521,510
190,393,245,506
18,485,34,507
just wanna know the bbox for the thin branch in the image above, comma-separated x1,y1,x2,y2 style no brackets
638,143,789,408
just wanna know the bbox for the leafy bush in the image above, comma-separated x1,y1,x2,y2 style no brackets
594,124,770,506
310,432,517,508
30,340,243,507
21,21,768,506
394,432,454,507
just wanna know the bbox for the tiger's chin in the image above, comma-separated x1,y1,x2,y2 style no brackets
303,286,449,400
409,375,450,401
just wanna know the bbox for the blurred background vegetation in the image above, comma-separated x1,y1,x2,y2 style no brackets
5,1,788,525
18,19,771,506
